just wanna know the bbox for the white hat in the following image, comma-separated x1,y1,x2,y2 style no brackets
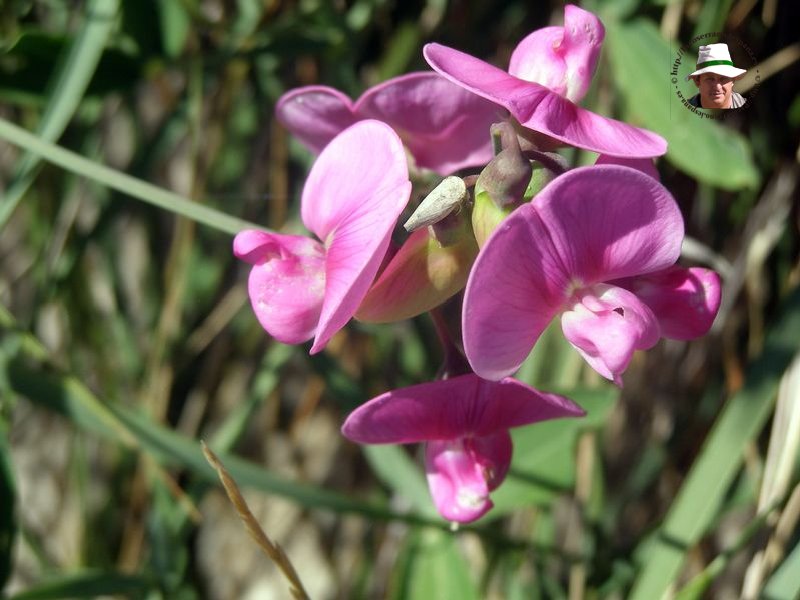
686,43,747,81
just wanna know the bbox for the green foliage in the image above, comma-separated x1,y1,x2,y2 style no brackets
605,18,760,190
0,0,797,598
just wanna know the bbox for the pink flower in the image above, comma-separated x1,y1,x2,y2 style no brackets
276,72,503,175
234,120,412,353
462,165,721,384
423,5,667,158
342,373,584,523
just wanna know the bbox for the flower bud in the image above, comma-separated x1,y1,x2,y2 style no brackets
356,214,478,323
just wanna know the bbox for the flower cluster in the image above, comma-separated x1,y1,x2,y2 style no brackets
234,5,721,523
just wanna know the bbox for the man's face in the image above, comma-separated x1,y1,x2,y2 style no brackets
694,73,734,108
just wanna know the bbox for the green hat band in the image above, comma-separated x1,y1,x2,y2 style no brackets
696,59,734,69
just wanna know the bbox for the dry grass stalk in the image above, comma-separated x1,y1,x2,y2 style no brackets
201,442,310,600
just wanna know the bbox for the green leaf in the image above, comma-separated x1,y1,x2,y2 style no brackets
362,445,437,518
157,0,190,58
489,387,617,516
628,287,800,600
0,0,121,228
762,540,800,600
0,117,260,236
8,571,151,599
604,18,759,190
0,326,440,529
389,529,480,600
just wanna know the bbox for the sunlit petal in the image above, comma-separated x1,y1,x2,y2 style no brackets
299,120,412,353
615,266,722,340
233,230,325,344
275,86,359,154
509,5,604,103
341,374,583,443
423,43,666,158
561,284,660,384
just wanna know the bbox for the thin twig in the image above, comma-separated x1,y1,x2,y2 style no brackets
201,442,310,600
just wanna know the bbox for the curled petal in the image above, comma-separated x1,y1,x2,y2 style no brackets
275,86,359,154
356,72,501,174
341,373,584,444
425,432,511,523
233,230,325,344
561,284,660,384
300,120,412,353
616,267,722,340
533,165,683,284
509,5,604,103
423,43,667,158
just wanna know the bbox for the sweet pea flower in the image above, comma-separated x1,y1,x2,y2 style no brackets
342,373,584,523
276,72,503,175
423,5,667,158
462,165,721,384
233,120,412,353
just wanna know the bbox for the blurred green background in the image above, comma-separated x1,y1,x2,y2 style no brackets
0,0,798,598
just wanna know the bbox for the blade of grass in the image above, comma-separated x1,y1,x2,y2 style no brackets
7,571,151,599
0,117,262,236
1,303,561,549
0,0,120,229
629,286,800,599
762,538,800,600
673,495,786,600
0,306,442,527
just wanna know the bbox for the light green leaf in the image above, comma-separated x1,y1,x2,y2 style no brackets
0,117,260,236
8,571,151,599
762,540,800,600
605,18,759,190
629,287,800,600
0,0,120,228
157,0,190,58
0,308,439,528
363,445,438,518
489,387,617,516
389,529,480,600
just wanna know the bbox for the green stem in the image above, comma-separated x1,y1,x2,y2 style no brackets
0,118,263,236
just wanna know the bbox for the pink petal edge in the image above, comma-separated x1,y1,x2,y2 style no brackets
423,43,666,158
299,120,412,353
341,374,584,444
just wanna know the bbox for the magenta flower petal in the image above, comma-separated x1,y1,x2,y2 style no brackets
233,230,325,344
299,120,412,353
509,5,604,103
341,374,584,444
275,86,359,154
561,285,660,384
423,43,666,158
425,432,511,523
533,165,683,284
463,165,685,381
616,266,722,340
595,154,660,180
462,203,571,381
276,73,499,175
356,72,501,174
